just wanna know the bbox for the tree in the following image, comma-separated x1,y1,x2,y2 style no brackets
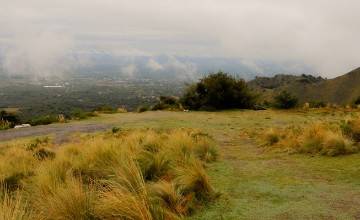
273,91,298,109
180,72,256,110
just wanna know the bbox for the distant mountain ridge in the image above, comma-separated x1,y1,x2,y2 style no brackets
249,67,360,105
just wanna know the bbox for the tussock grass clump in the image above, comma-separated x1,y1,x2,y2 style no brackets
262,129,281,146
94,154,155,220
138,151,171,181
150,181,189,216
26,137,50,151
175,161,215,202
341,118,360,142
0,148,38,191
32,178,96,220
0,190,31,220
297,124,357,156
0,129,218,219
263,122,359,156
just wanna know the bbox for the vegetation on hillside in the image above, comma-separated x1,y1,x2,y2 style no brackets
0,111,19,130
151,96,181,111
273,91,298,109
249,67,360,105
0,129,218,219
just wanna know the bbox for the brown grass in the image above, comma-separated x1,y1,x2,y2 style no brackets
262,122,359,156
0,129,218,219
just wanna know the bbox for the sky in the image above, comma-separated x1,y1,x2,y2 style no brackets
1,0,360,78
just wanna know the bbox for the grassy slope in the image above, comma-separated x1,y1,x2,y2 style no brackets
288,68,360,104
250,68,360,105
83,110,360,219
2,110,360,219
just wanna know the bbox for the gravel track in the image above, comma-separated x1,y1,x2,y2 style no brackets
0,123,112,144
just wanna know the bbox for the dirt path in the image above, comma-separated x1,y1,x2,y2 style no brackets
0,122,112,144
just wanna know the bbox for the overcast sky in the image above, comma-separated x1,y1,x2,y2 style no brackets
1,0,359,77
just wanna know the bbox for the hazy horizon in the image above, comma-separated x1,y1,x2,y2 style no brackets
1,0,360,78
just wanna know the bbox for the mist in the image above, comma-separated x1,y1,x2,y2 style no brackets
1,0,360,77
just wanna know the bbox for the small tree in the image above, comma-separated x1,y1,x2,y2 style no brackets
273,91,298,109
180,72,256,110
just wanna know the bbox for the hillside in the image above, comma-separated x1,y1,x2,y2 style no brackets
249,67,360,104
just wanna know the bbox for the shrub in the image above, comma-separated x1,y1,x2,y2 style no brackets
0,111,20,127
180,72,257,110
70,109,95,120
273,91,298,109
28,115,58,126
0,120,11,130
152,96,180,111
137,106,150,113
95,105,117,114
112,127,121,134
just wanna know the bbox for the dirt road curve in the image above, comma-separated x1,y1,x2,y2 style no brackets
0,123,112,144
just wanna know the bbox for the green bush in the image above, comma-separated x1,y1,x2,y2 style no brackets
151,96,180,111
95,105,117,113
70,109,95,120
112,127,121,134
273,91,298,109
0,111,19,128
137,106,149,113
0,120,11,130
180,72,256,110
29,115,58,126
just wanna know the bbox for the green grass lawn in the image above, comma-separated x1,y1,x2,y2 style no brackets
90,109,360,219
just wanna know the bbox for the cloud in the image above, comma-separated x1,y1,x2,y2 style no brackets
146,59,163,71
2,31,74,76
164,56,198,80
121,63,138,78
1,0,360,77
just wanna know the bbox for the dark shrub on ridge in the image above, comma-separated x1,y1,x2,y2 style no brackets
273,91,298,109
180,72,256,110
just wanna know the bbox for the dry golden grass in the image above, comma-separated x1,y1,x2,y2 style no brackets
0,190,30,220
262,122,359,156
341,117,360,142
0,129,218,219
